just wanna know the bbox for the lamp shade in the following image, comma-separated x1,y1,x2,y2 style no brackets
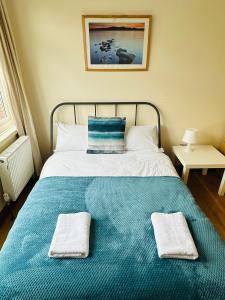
182,128,198,144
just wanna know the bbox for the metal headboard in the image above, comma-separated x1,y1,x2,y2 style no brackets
50,101,161,152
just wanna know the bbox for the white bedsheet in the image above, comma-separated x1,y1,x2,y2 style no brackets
40,150,178,178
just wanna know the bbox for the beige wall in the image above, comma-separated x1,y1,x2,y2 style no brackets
5,0,225,160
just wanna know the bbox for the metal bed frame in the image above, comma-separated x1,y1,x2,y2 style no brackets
50,101,161,152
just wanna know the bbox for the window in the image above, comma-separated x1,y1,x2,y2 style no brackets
0,56,16,136
0,91,8,122
0,80,15,135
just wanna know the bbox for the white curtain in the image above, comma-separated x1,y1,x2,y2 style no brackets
0,0,42,175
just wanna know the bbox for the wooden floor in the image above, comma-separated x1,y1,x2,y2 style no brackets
187,169,225,241
0,178,36,249
0,170,225,249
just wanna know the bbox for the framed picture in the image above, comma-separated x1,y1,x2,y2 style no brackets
82,15,152,71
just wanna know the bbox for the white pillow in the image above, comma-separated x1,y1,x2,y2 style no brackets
125,125,158,151
55,122,87,151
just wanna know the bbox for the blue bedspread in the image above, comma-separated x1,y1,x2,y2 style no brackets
0,176,224,299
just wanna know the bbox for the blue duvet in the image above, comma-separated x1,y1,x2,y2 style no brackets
0,176,224,299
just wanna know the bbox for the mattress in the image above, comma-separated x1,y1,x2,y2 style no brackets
0,176,225,299
40,150,178,178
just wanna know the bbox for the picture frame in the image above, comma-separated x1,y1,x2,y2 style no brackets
82,15,152,71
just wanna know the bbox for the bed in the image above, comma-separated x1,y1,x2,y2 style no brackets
0,102,224,300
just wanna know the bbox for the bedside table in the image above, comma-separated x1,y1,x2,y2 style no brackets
172,145,225,196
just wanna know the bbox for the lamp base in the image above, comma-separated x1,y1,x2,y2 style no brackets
183,143,192,152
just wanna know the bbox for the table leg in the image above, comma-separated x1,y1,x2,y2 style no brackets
218,170,225,196
202,168,208,175
182,166,190,184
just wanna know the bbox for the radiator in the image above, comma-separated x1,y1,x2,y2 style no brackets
0,136,34,202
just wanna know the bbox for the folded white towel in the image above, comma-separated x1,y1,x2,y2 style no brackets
48,212,91,258
151,212,198,260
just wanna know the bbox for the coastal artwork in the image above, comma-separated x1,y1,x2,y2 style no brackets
82,16,151,71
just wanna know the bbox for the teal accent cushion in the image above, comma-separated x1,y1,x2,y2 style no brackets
87,116,126,154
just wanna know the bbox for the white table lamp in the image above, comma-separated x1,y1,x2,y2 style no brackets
182,128,198,152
